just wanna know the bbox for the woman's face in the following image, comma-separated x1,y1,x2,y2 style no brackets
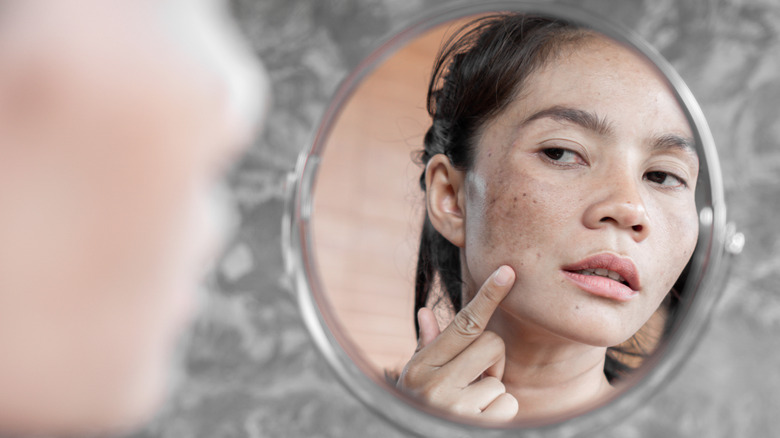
461,37,699,347
0,0,267,434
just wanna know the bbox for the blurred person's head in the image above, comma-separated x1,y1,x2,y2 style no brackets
0,0,268,435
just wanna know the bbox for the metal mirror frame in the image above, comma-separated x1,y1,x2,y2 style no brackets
282,1,742,436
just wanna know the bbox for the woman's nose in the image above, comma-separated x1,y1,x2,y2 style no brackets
582,177,650,242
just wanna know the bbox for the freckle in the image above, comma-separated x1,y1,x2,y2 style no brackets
522,193,527,197
513,196,517,202
575,305,580,310
532,200,538,204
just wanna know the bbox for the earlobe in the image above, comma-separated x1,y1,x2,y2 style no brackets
425,154,466,248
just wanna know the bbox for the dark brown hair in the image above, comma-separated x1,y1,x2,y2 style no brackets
414,13,680,381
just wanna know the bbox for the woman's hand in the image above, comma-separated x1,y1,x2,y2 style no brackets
397,265,519,421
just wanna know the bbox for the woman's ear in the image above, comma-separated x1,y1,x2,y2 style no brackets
425,154,466,248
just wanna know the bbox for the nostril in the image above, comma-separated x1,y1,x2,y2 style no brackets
632,224,643,232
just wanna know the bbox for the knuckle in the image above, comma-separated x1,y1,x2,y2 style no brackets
482,332,506,360
480,330,505,349
412,378,449,405
398,365,423,388
481,376,506,392
480,394,519,420
398,364,448,400
425,383,449,402
498,393,520,412
452,309,483,337
450,400,480,416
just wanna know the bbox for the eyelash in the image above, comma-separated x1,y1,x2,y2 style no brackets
644,171,688,189
541,147,689,189
541,147,586,166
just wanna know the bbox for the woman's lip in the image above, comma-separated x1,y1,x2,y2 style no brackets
561,253,641,292
561,270,637,302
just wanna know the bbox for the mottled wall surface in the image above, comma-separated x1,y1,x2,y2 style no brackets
128,0,780,437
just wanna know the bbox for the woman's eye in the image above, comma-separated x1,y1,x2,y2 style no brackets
645,171,686,188
542,148,582,164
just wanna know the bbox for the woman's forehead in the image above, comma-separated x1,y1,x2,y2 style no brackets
501,36,693,141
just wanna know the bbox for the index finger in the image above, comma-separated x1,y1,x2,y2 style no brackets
424,265,515,365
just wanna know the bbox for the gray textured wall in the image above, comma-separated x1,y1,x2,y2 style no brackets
128,0,780,437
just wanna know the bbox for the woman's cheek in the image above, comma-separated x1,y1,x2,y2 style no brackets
464,165,573,291
649,198,699,296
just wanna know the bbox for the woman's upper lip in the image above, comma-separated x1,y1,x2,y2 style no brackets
561,253,641,291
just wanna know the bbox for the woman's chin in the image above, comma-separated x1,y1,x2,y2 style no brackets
558,324,637,349
515,312,638,349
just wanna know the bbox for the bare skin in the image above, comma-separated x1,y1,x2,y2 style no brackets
0,1,266,435
398,266,520,421
398,36,699,421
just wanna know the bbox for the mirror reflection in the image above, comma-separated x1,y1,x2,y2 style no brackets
312,12,698,423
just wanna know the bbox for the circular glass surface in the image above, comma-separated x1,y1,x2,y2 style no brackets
283,1,735,436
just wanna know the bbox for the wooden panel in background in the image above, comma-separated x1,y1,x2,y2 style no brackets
311,26,450,372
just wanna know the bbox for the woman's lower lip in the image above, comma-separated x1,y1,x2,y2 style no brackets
561,270,637,302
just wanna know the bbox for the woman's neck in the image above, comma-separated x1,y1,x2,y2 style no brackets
487,308,615,421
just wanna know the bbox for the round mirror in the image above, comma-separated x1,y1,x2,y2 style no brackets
283,1,741,436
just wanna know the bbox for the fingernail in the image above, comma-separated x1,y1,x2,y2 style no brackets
494,266,512,285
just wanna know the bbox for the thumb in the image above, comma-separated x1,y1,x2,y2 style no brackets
416,307,441,352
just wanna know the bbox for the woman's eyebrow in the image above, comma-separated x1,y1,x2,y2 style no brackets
521,106,698,156
521,105,613,137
